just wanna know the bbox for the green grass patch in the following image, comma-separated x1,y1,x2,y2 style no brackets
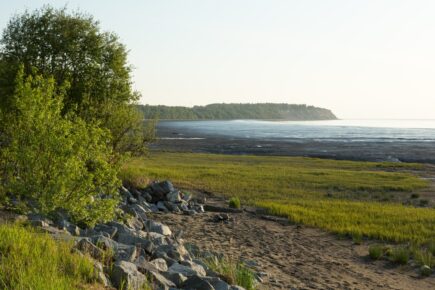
203,256,256,290
229,197,241,209
122,152,434,245
0,223,99,290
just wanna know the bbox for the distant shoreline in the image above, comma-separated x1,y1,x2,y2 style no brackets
153,122,435,164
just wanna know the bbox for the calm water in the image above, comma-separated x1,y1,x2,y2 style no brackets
158,119,435,142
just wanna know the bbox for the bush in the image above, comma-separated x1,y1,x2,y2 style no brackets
0,223,98,289
390,247,410,265
0,70,120,227
368,244,384,260
229,197,241,209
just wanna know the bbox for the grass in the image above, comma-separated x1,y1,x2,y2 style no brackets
229,197,241,209
121,152,435,245
0,223,100,290
368,244,384,260
203,256,256,290
389,247,411,265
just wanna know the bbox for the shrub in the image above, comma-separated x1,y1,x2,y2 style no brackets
0,70,120,227
204,256,256,290
0,223,98,289
390,247,410,265
410,193,420,199
229,197,241,209
368,244,384,260
352,232,363,245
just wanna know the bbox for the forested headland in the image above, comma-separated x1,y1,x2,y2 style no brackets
138,103,338,120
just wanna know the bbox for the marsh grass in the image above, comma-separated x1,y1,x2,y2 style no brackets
204,256,256,290
368,244,384,260
122,152,434,245
390,247,410,265
0,223,98,290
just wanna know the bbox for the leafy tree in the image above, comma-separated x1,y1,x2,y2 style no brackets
0,69,120,226
0,6,152,155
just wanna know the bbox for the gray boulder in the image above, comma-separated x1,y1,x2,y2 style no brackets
182,275,215,290
168,262,206,277
156,201,169,212
162,272,188,287
76,238,104,261
135,256,176,289
111,261,148,290
145,220,172,236
204,277,231,290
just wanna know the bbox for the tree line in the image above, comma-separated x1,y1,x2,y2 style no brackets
138,103,337,120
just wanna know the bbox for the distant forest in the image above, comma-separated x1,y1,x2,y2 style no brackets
137,103,337,120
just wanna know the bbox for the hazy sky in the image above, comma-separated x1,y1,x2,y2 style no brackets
1,1,435,119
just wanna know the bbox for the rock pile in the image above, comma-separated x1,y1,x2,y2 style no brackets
22,181,247,290
122,180,205,216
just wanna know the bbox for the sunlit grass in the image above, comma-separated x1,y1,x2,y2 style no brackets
122,152,434,245
0,223,99,290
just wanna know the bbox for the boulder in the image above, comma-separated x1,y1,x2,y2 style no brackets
156,201,169,212
204,277,231,290
135,256,176,289
168,262,206,277
145,220,172,236
150,258,168,272
111,261,148,290
166,190,181,202
114,243,138,262
126,217,144,231
182,275,215,290
162,272,188,287
93,224,118,239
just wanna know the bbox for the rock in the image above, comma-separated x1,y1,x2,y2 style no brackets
108,221,135,238
66,224,82,236
420,265,432,276
93,224,118,238
157,201,169,212
162,272,188,287
203,277,231,290
130,204,149,220
167,190,181,202
126,217,144,231
212,214,230,223
150,258,168,272
164,201,181,212
230,286,246,290
120,186,133,199
128,197,138,204
155,244,190,261
141,191,153,203
135,256,176,289
145,220,172,236
30,219,49,228
149,181,174,202
182,275,215,290
111,261,147,290
76,238,104,261
185,210,197,216
168,262,206,277
14,215,28,223
114,243,138,262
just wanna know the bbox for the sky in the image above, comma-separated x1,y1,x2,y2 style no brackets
1,1,435,119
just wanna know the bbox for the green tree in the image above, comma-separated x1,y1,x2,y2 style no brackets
0,6,152,155
0,69,120,226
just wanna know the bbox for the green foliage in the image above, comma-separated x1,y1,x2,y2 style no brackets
413,248,434,268
229,197,241,209
122,152,434,245
0,223,98,289
204,256,256,290
0,70,120,226
138,103,337,120
390,247,410,265
368,244,384,260
0,6,152,155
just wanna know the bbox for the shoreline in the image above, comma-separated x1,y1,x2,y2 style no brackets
154,126,435,164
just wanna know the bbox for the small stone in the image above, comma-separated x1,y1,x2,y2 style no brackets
166,190,181,202
420,265,432,277
157,201,169,212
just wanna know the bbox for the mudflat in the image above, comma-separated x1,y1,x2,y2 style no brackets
150,196,435,290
